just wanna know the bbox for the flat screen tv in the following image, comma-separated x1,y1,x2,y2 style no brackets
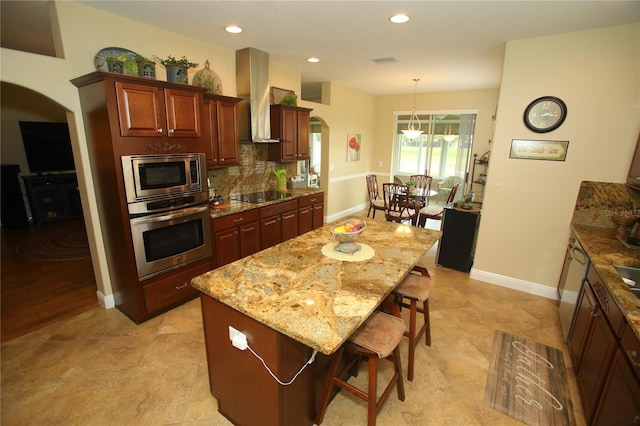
19,121,75,174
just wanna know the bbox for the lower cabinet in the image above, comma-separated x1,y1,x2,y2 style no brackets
213,209,260,267
298,193,324,234
143,259,211,313
260,200,298,250
568,263,638,425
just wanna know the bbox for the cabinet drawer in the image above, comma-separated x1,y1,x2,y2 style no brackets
143,259,212,313
621,325,640,379
214,209,260,231
260,199,298,217
588,266,625,337
299,193,323,207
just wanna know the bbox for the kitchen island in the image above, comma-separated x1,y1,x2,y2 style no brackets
191,218,440,425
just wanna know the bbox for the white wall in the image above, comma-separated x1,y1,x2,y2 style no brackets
473,23,640,296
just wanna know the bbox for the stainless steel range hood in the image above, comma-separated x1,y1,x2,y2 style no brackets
236,47,279,143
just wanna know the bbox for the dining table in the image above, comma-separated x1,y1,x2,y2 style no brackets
191,216,441,426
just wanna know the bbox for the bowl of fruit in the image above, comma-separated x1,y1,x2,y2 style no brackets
330,219,366,254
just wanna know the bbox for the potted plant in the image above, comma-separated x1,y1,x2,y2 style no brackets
281,92,297,106
105,55,124,73
154,55,198,84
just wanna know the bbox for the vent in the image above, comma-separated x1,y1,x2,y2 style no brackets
373,57,398,64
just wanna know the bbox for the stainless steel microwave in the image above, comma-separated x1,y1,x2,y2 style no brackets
121,153,205,207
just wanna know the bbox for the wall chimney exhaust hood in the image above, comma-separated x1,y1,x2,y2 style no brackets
236,47,279,143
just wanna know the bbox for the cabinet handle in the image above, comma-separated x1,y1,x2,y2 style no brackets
157,128,163,134
627,350,640,368
233,217,244,223
176,282,188,290
169,129,175,134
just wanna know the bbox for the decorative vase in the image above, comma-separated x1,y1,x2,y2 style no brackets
612,214,637,239
192,60,223,94
166,65,188,84
137,60,156,79
277,177,287,191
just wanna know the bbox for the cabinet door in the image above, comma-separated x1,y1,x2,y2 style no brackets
312,202,324,230
238,221,260,258
260,215,282,250
296,109,310,160
164,89,201,138
591,349,640,426
281,211,298,243
576,308,617,422
570,283,597,370
280,107,298,161
115,81,165,137
216,99,240,165
202,99,220,166
299,205,312,235
214,228,240,267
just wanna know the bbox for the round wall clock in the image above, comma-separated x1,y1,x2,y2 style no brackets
523,96,567,133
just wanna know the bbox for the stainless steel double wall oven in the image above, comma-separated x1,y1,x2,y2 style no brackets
121,153,212,280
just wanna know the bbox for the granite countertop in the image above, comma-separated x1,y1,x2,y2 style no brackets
191,218,441,355
208,188,325,219
571,224,640,340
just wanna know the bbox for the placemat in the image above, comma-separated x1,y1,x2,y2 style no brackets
321,243,375,262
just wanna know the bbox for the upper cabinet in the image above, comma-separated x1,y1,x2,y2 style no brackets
115,81,202,139
72,72,206,156
268,105,312,162
203,94,241,168
626,132,640,190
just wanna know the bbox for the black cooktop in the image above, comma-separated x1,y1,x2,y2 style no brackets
231,191,293,204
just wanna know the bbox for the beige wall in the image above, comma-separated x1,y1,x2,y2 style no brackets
473,23,640,296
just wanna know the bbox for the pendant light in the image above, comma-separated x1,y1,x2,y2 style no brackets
402,78,423,140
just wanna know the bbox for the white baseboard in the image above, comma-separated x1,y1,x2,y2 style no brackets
326,202,368,223
96,291,116,309
470,268,557,300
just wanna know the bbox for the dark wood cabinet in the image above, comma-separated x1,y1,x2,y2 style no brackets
71,72,211,323
268,105,312,162
213,209,260,267
115,81,202,140
569,279,598,370
260,200,299,250
627,132,640,190
298,193,324,234
203,94,241,168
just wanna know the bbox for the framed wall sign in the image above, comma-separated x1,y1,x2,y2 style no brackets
509,139,569,161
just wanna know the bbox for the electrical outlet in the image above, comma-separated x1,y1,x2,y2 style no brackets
229,326,248,350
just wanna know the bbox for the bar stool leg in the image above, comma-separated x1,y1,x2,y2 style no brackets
392,346,406,401
367,357,377,426
315,347,343,425
407,299,418,382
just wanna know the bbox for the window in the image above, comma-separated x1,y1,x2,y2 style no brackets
393,112,476,201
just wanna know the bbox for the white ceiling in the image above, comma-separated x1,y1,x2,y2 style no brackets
4,1,640,95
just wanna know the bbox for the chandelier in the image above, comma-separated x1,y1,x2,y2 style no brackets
402,78,423,140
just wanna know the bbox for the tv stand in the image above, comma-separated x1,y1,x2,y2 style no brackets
22,172,83,224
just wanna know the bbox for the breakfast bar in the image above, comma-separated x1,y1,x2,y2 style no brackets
191,218,440,425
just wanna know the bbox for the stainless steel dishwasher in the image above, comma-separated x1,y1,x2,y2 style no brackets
557,231,589,342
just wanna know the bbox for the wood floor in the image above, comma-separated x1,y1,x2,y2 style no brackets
1,219,98,342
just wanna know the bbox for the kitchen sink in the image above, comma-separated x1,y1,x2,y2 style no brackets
614,265,640,299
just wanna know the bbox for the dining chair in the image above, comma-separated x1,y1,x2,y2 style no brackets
365,174,385,219
382,183,416,224
417,183,460,227
409,175,433,207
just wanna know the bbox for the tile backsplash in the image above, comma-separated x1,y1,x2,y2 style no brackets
206,144,298,198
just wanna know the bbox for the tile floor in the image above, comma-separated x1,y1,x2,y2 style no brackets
1,223,586,426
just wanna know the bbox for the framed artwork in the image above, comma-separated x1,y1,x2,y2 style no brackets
347,133,361,162
509,139,569,161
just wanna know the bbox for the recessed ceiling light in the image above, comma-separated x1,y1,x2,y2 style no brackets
225,25,243,34
307,57,319,63
389,14,409,24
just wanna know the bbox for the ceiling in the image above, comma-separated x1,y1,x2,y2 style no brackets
3,1,639,95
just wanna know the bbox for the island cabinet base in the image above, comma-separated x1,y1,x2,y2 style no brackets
200,295,335,426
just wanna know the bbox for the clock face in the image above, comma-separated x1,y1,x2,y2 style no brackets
524,96,567,133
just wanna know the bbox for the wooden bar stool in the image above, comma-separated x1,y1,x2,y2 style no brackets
315,311,406,426
392,266,432,381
